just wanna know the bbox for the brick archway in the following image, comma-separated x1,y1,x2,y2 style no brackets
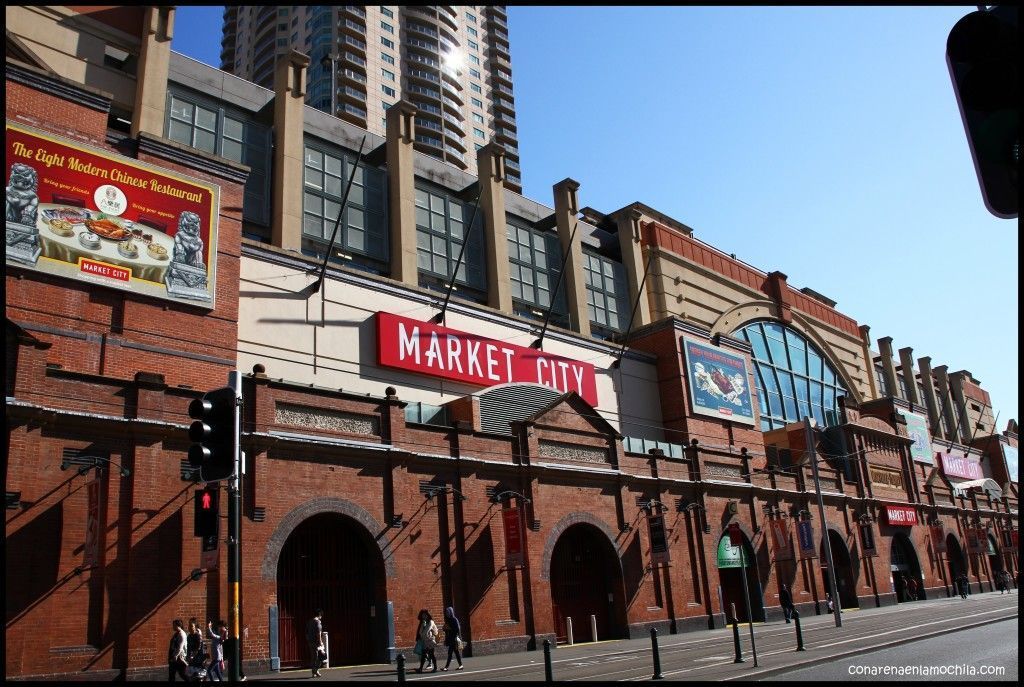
260,496,397,581
539,511,622,582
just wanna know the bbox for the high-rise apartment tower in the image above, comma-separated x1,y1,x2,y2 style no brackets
221,5,521,191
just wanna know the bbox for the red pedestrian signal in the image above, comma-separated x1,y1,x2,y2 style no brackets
194,487,219,538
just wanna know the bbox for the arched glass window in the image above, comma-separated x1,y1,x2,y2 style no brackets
733,321,847,432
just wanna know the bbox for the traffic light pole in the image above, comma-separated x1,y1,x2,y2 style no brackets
227,370,243,682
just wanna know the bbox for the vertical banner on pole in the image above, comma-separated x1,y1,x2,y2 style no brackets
930,524,947,552
769,518,792,560
797,521,816,559
859,522,876,556
83,478,101,568
503,507,525,568
648,514,671,564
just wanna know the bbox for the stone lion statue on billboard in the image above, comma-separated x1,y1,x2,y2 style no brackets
6,162,39,226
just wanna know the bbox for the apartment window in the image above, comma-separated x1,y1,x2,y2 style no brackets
277,23,287,31
381,6,393,18
381,21,393,33
469,55,480,66
276,38,288,47
874,365,889,396
508,220,568,324
468,40,478,51
382,100,392,110
469,67,480,79
470,83,482,93
302,143,388,273
471,97,483,108
382,85,396,97
415,186,485,299
278,8,288,16
381,36,394,49
735,321,849,433
583,251,628,337
472,113,484,124
381,52,395,65
473,128,485,139
166,92,271,226
466,12,476,23
474,143,483,151
468,26,478,37
382,68,395,81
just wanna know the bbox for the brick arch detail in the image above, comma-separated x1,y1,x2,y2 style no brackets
260,496,396,581
539,512,622,582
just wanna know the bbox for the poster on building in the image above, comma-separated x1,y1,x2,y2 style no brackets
83,478,101,568
1002,444,1018,483
682,338,755,426
939,453,982,480
769,518,793,560
648,514,670,564
859,522,876,556
797,520,816,558
5,122,219,308
929,524,946,553
502,507,525,568
965,528,980,553
899,410,933,465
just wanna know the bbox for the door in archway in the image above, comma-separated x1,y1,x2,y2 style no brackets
946,534,967,588
986,535,1003,585
550,524,624,643
716,535,764,623
890,533,924,602
277,513,384,667
820,530,859,609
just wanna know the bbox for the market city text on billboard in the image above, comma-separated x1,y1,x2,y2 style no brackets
682,337,755,425
5,122,219,307
376,312,598,404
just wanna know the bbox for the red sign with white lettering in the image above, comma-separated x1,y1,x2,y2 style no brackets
939,453,983,480
503,507,525,567
884,505,918,526
376,312,599,405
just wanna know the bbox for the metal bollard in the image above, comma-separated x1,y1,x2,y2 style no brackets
567,617,574,646
793,611,805,651
591,614,598,643
730,603,744,663
543,639,553,683
396,653,406,683
650,627,664,680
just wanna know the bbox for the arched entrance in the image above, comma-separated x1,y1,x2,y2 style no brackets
716,534,764,623
890,533,924,602
946,533,967,590
549,524,626,643
277,512,386,667
820,530,859,609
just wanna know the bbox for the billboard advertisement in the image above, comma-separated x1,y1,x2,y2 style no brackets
899,409,933,465
1002,443,1018,483
5,122,219,307
682,338,755,426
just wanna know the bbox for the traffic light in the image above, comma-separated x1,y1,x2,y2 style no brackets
188,386,238,482
946,6,1018,219
194,486,219,538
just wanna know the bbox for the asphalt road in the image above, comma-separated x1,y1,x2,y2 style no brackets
253,591,1018,682
764,617,1018,681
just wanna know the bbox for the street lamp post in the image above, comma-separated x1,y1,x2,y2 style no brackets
804,415,843,628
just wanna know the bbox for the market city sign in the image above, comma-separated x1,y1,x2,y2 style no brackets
376,312,599,405
883,504,918,526
939,453,983,480
5,122,219,307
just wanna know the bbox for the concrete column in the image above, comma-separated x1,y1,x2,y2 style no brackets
552,178,590,337
476,142,512,312
271,50,310,251
386,100,418,286
948,371,975,445
916,356,942,439
131,7,175,139
898,347,920,406
859,325,878,400
613,208,651,329
877,337,900,399
933,365,957,443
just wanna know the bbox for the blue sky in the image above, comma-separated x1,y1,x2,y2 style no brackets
172,6,1018,427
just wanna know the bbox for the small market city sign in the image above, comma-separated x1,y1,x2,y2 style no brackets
883,504,918,526
5,122,219,307
682,338,755,426
376,312,598,404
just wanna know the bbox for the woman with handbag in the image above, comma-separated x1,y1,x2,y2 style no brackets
441,606,464,671
415,609,439,673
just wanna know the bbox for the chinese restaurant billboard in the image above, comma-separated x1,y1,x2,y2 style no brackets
5,122,219,307
1002,443,1018,483
899,409,933,465
682,338,755,426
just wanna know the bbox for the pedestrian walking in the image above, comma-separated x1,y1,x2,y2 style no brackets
1005,570,1014,593
958,574,969,599
907,577,919,601
779,584,794,623
899,576,909,602
207,620,226,682
307,609,325,678
167,619,189,682
996,571,1006,594
416,609,439,673
825,594,835,614
440,606,465,671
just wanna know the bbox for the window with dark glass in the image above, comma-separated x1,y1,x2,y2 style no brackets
734,321,848,433
507,220,567,326
166,92,271,226
415,185,485,301
583,250,628,338
302,143,387,273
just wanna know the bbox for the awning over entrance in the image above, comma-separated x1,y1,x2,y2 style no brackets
951,478,1002,499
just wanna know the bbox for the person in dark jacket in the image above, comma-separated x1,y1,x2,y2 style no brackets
441,606,464,671
307,609,324,678
779,585,794,623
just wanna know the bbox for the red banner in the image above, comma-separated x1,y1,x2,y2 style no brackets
376,312,598,404
1012,531,1019,550
503,507,525,568
884,505,918,526
769,519,792,560
83,479,101,568
930,524,947,552
727,522,743,547
648,514,671,564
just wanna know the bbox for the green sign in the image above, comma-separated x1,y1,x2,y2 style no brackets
716,536,752,569
900,410,933,465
